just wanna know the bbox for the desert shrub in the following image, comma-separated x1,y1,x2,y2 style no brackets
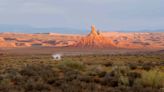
102,73,119,87
142,63,154,71
139,70,164,88
112,65,135,86
98,71,106,78
128,63,138,70
0,68,25,92
127,72,141,86
87,65,106,77
102,65,131,87
20,64,57,82
104,62,113,67
64,70,81,82
79,75,93,83
25,80,51,92
57,60,85,71
111,65,130,77
119,75,129,86
0,68,22,85
19,65,58,92
128,72,141,79
131,85,162,92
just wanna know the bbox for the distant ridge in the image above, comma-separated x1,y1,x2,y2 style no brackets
115,29,164,32
0,24,163,34
0,24,86,34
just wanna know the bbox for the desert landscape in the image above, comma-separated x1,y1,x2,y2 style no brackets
0,25,163,56
0,0,164,92
0,25,163,49
0,25,164,92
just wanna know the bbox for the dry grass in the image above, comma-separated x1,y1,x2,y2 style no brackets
0,54,163,92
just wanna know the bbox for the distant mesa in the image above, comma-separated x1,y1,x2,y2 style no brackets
74,25,115,48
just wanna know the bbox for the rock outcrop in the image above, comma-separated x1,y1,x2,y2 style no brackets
0,37,16,47
74,25,115,48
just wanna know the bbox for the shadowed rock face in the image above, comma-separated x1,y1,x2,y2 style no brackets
74,25,115,48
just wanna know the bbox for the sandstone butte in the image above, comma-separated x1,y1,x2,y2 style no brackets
74,25,116,48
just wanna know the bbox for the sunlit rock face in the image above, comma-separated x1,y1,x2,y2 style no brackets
88,25,99,36
101,32,164,49
0,37,16,47
0,33,80,48
74,25,115,48
0,37,4,41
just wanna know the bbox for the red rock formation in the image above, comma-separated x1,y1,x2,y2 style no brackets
0,29,163,49
0,37,16,47
74,25,115,48
0,37,4,42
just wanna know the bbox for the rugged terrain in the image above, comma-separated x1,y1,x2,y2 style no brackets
0,25,163,50
0,26,164,92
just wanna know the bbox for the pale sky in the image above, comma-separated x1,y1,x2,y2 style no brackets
0,0,164,32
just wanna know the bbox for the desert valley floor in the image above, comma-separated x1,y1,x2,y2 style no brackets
0,47,163,56
0,47,163,92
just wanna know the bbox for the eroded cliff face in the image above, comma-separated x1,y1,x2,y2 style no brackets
74,25,115,48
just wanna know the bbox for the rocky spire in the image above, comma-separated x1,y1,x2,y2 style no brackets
88,25,98,36
74,25,115,48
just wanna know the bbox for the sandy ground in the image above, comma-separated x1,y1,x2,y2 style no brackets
1,47,163,56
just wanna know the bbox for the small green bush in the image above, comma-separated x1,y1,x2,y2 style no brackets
57,61,85,71
140,70,164,88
